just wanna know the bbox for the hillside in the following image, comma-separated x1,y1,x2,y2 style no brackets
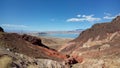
59,16,120,67
0,32,69,61
0,28,83,68
60,16,120,54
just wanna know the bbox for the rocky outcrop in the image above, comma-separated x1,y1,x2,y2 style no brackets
0,27,4,32
60,16,120,55
74,16,120,42
0,48,66,68
0,33,68,61
0,44,83,68
21,34,51,49
58,16,120,68
72,58,120,68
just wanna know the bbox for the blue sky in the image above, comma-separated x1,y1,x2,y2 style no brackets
0,0,120,31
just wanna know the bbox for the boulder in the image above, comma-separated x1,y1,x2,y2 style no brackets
0,27,4,32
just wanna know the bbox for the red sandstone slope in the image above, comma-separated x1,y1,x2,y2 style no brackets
60,16,120,57
0,32,67,61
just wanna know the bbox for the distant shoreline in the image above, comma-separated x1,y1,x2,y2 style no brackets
38,35,74,39
38,33,79,39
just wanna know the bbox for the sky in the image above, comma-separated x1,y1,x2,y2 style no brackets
0,0,120,31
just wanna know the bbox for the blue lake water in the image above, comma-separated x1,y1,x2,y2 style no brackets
39,33,79,38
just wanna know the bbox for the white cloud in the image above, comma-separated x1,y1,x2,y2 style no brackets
104,12,111,16
67,14,101,22
77,14,81,17
103,13,120,19
103,16,116,19
1,24,28,28
67,18,85,22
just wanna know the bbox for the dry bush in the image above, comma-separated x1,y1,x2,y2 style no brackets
0,55,12,68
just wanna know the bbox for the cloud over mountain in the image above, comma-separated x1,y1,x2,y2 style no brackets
103,13,120,19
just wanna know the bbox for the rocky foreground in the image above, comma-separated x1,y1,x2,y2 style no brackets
0,16,120,68
0,47,68,68
0,27,82,68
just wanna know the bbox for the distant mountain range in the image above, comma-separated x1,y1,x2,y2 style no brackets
5,29,84,34
38,30,83,34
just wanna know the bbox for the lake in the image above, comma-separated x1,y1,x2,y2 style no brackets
39,33,79,38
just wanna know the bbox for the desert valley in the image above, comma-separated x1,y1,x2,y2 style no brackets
1,0,120,68
0,16,120,68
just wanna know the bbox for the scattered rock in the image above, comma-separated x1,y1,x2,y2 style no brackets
99,44,110,51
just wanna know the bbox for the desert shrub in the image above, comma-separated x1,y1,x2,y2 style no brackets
0,55,12,68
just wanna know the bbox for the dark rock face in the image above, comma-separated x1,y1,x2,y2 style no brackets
65,57,78,64
21,34,50,49
0,27,4,32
